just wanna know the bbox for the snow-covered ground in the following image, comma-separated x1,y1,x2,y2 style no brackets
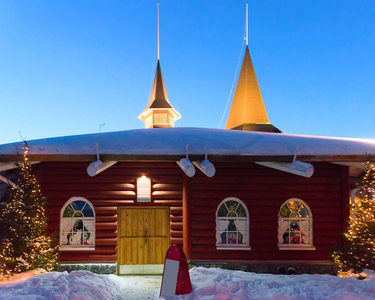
1,267,375,300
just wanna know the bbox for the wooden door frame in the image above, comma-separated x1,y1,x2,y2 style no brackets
117,206,170,275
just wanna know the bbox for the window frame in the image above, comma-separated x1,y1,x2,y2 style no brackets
59,197,96,251
215,197,251,250
278,198,315,250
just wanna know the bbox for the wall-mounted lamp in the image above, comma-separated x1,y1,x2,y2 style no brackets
87,160,117,177
193,145,216,177
255,144,314,178
255,161,314,178
177,144,196,177
86,143,117,177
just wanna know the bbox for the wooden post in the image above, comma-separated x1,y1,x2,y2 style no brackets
341,165,350,231
182,174,192,259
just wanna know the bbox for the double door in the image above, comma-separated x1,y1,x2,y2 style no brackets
118,207,169,274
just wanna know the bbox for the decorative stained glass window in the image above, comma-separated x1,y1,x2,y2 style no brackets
216,197,250,250
278,198,315,250
60,197,95,250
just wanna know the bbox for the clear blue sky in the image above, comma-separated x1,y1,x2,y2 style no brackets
0,1,374,144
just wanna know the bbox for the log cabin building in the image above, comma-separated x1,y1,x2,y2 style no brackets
1,13,375,275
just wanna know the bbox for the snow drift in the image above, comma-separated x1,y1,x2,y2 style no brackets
1,267,375,299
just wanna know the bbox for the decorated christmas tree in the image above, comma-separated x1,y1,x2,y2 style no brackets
0,143,58,281
333,163,375,275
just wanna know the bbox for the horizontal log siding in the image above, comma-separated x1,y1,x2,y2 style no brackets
190,162,349,261
33,162,183,263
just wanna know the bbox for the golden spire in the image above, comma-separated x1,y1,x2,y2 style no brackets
225,4,280,133
225,46,270,129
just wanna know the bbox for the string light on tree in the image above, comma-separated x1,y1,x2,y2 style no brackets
0,143,58,281
333,163,375,276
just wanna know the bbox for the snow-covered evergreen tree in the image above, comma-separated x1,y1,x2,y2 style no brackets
0,143,58,281
333,163,375,274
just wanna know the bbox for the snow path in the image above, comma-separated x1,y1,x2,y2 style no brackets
112,275,161,300
0,267,375,299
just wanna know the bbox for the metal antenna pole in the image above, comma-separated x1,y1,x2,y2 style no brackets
96,143,100,161
246,4,248,46
157,3,160,60
99,123,106,133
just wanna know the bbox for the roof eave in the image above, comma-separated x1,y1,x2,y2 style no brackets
0,153,373,163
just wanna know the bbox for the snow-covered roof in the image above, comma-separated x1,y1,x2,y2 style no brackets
0,128,374,163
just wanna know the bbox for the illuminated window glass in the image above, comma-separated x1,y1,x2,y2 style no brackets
278,198,315,250
60,197,95,250
137,176,151,202
216,197,250,250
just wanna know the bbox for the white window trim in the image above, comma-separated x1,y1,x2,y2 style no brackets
277,198,315,251
215,197,250,250
60,197,96,251
278,245,316,251
59,247,96,251
217,246,251,251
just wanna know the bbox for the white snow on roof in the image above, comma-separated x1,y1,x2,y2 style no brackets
0,127,374,158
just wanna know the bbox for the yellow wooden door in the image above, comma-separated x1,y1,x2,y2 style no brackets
118,207,169,267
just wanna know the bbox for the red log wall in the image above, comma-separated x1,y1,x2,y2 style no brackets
34,162,183,263
34,161,349,264
189,162,350,262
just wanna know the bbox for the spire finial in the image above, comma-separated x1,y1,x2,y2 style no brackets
246,4,248,46
157,3,160,60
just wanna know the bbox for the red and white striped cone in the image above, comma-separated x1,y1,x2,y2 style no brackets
160,245,192,297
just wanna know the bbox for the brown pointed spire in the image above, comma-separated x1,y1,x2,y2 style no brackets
225,46,281,132
138,60,181,128
148,60,172,109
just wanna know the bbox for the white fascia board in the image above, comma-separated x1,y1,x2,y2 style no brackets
0,161,40,172
0,174,17,189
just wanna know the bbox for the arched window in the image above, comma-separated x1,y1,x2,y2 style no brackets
60,197,95,250
278,198,315,250
216,197,250,250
